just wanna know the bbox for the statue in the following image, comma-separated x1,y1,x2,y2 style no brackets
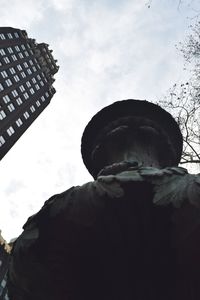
8,100,200,300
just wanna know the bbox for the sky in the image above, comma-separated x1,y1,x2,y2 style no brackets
0,0,200,240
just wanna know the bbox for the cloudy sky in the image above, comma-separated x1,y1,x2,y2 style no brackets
0,0,200,240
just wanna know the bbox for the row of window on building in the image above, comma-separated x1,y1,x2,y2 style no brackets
0,271,9,300
0,70,47,94
0,92,50,147
0,73,46,93
0,59,41,82
0,44,34,67
0,50,31,66
0,31,19,40
0,43,31,56
0,60,41,86
0,277,9,300
0,91,50,122
0,77,47,116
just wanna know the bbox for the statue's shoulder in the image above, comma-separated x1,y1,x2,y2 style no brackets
22,181,107,232
23,186,77,230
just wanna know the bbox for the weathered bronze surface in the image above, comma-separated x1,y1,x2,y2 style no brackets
8,100,200,300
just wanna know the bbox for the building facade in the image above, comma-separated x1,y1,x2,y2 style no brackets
0,231,11,300
0,27,59,159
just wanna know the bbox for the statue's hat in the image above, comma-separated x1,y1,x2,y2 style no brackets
81,99,183,178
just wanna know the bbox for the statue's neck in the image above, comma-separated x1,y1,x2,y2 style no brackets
105,140,161,169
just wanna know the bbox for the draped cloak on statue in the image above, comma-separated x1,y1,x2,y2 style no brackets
8,165,200,300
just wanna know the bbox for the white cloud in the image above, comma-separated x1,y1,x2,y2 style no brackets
49,0,76,11
0,0,46,28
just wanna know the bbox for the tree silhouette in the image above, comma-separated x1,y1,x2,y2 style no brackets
159,21,200,168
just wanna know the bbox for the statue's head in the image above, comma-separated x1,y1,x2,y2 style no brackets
81,99,183,179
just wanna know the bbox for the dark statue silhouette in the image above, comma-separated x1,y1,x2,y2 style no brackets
8,100,200,299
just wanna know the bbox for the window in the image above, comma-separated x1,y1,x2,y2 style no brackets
30,105,35,112
5,79,12,87
21,44,26,50
41,96,45,102
12,90,18,97
0,136,5,146
9,67,16,75
27,68,32,75
21,72,26,78
19,85,25,92
18,52,24,59
23,62,28,68
40,80,44,86
15,45,20,52
11,54,17,61
8,103,15,112
36,100,40,107
24,51,29,57
35,84,40,90
1,279,6,288
0,83,4,91
23,111,30,119
16,97,23,105
0,110,6,120
3,95,10,104
45,92,49,97
0,49,6,55
32,66,37,72
29,59,33,65
4,293,9,300
0,33,5,40
17,64,22,71
4,57,10,64
14,75,20,82
23,92,29,100
30,88,35,95
7,33,13,39
37,74,41,80
8,47,13,54
7,126,15,136
32,78,36,84
26,81,31,88
16,118,23,127
14,32,19,38
1,70,8,78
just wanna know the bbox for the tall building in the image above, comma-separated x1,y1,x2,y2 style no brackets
0,231,11,300
0,27,59,159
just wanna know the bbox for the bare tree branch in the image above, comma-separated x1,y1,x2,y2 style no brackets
180,160,200,164
159,19,200,168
